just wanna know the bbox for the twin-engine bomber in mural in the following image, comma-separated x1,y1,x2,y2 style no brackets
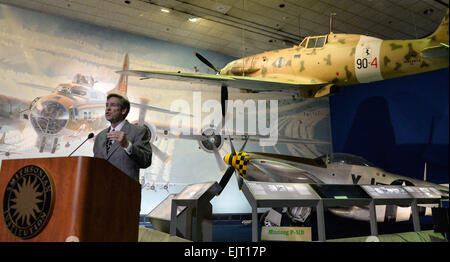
217,138,449,225
124,9,449,114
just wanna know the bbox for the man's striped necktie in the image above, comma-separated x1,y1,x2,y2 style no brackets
106,128,115,153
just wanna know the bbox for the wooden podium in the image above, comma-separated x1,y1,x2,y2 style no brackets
0,156,141,242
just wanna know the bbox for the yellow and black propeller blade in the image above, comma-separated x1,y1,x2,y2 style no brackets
236,136,249,191
217,135,250,194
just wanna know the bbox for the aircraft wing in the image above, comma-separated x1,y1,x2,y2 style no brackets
229,135,330,145
120,70,329,93
153,124,329,146
17,82,56,92
130,101,192,117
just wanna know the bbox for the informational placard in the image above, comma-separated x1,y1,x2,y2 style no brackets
403,186,442,199
361,185,411,199
246,181,320,200
261,226,312,242
310,184,371,200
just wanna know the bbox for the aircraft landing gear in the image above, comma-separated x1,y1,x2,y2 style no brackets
37,135,60,153
39,136,46,153
51,137,58,154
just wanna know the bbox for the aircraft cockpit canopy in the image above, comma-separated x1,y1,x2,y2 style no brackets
56,85,87,97
322,153,376,167
72,73,95,87
71,86,88,97
299,35,327,49
56,85,71,94
56,84,106,101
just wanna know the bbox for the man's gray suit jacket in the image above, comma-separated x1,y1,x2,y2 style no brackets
93,120,152,181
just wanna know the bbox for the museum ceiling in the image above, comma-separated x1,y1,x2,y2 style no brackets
0,0,448,57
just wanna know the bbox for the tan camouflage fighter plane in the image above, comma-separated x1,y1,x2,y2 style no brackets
122,9,449,111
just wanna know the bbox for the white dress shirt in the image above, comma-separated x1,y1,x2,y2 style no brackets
110,120,133,155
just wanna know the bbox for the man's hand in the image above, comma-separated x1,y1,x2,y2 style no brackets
107,130,129,148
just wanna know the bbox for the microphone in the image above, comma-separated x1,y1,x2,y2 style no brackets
68,133,95,157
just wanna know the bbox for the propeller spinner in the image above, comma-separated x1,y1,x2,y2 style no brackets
216,136,249,195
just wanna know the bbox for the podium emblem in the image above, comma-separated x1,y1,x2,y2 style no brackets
2,165,55,239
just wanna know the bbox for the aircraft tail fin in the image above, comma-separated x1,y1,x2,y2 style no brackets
20,121,27,133
427,9,449,45
107,53,129,98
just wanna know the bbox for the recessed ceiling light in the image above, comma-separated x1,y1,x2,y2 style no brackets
161,8,170,13
189,17,199,22
215,3,231,14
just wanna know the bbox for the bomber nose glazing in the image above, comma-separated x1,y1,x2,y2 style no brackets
30,100,69,135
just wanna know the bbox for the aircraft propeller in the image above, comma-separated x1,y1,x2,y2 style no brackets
221,84,228,120
194,52,220,73
212,139,227,172
194,52,229,120
216,135,249,195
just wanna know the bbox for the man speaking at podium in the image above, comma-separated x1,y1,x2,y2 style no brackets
94,93,152,181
